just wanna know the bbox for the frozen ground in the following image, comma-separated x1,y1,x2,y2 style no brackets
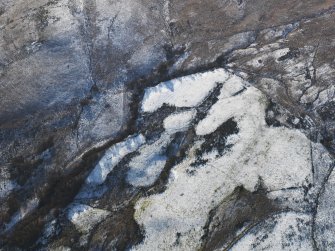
1,1,335,250
132,69,319,250
4,67,333,250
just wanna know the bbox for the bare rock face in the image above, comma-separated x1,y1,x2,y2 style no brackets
0,0,335,250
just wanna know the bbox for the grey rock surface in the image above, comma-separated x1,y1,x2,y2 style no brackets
0,0,335,250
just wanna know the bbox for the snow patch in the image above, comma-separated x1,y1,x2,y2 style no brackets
0,166,16,198
86,134,145,185
163,109,196,133
127,134,170,187
67,204,110,233
141,68,230,112
128,109,195,187
0,179,16,198
231,212,313,251
313,85,335,107
132,71,313,251
315,155,335,249
196,80,311,191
